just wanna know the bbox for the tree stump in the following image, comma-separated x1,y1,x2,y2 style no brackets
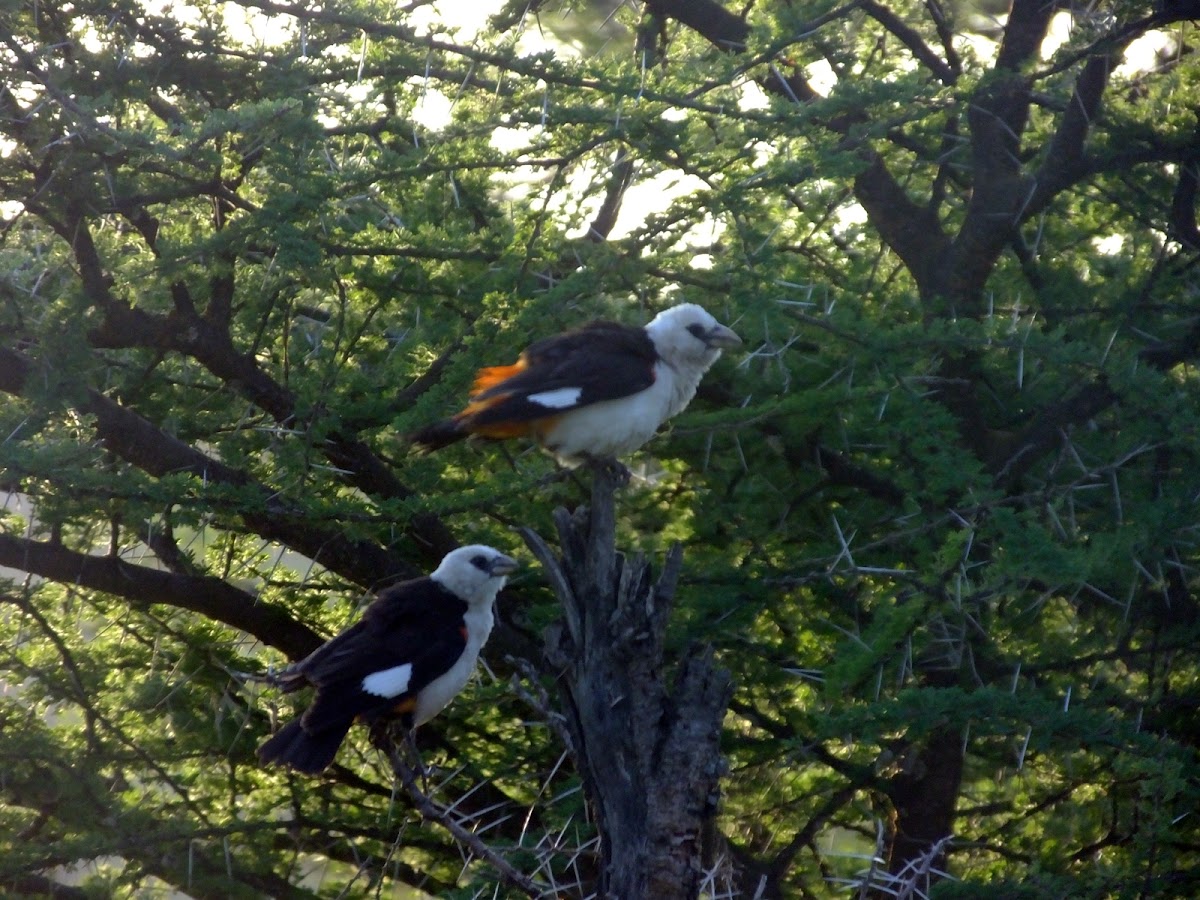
519,468,733,900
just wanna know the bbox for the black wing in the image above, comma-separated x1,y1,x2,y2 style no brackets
468,320,658,426
287,579,469,733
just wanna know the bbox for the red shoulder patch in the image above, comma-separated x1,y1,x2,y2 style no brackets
391,696,418,716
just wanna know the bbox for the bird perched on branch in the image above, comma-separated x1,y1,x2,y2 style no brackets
410,303,741,466
258,545,517,774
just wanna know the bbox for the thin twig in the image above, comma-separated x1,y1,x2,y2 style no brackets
386,743,546,897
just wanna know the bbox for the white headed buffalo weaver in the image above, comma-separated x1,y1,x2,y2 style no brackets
258,545,517,774
411,303,741,465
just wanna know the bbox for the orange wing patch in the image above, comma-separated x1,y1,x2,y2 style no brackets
467,417,535,439
460,390,535,438
391,696,418,716
456,355,538,437
470,356,528,396
451,353,564,439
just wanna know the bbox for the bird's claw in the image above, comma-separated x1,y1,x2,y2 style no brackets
583,454,632,486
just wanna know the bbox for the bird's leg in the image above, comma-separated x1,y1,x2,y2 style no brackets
530,457,593,502
404,727,431,792
378,721,431,792
540,458,598,509
498,443,521,472
582,453,632,486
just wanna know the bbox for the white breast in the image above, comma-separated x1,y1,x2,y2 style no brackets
540,361,698,463
411,604,495,727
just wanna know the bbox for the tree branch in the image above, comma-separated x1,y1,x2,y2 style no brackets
0,345,419,590
1169,159,1200,252
22,133,460,570
924,0,1055,308
860,0,957,85
995,0,1058,72
585,148,634,242
89,292,459,566
854,155,951,296
0,533,319,658
383,739,548,898
1030,53,1116,211
519,468,733,899
642,0,749,52
995,306,1200,487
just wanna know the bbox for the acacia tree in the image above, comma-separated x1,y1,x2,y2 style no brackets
2,0,1199,897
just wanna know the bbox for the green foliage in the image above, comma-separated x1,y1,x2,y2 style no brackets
2,0,1200,896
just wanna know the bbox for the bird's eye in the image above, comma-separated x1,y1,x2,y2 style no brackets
686,323,708,341
471,554,489,571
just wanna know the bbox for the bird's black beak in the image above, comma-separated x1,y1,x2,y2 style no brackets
489,554,519,576
704,323,742,349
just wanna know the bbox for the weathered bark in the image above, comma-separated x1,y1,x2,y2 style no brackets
886,726,963,880
520,469,733,900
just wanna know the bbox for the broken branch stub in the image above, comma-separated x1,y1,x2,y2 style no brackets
518,466,733,899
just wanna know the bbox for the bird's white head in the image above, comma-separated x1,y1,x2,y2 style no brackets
645,303,742,374
431,544,518,606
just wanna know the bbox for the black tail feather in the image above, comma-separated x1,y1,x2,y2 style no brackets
409,418,468,452
258,719,352,774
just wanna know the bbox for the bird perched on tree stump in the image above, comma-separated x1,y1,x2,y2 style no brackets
411,303,741,466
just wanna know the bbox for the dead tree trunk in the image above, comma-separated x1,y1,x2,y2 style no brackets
519,468,733,900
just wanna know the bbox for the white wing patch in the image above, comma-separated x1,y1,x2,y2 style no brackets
362,663,413,698
526,386,583,409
